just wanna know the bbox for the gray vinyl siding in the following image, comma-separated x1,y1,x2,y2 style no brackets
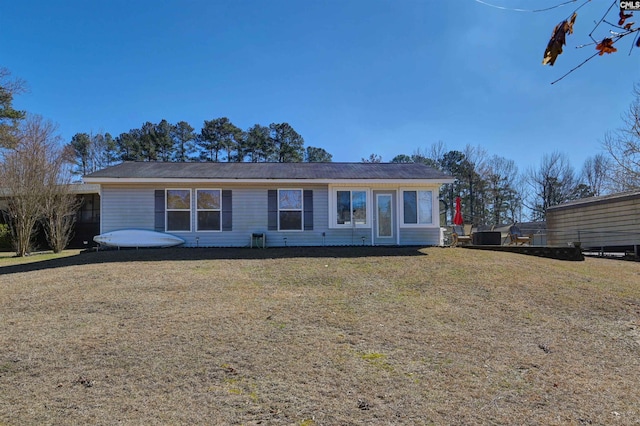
101,186,155,232
100,184,330,247
399,227,441,246
98,183,443,247
321,228,373,246
223,185,327,247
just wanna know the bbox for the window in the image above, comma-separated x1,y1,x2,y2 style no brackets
278,189,303,230
197,189,221,231
335,190,367,226
166,189,191,231
268,190,312,232
77,194,100,224
402,190,433,225
377,194,392,237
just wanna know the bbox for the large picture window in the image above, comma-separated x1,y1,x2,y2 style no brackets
166,189,191,231
197,189,221,231
278,189,303,230
336,190,367,226
402,190,433,225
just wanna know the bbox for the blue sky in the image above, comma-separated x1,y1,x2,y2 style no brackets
2,0,638,173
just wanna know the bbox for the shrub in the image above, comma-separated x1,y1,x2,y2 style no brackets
0,223,13,251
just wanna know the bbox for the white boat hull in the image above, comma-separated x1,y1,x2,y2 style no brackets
93,229,185,248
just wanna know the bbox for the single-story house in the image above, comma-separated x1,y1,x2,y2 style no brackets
83,162,454,247
547,190,640,255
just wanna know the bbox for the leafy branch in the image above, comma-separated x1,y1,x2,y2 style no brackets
542,1,640,83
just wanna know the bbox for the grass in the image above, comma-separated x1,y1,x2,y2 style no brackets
0,249,82,265
1,246,640,425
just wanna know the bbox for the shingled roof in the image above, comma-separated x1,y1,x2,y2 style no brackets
84,162,453,181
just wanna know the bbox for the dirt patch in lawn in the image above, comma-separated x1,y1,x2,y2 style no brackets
1,246,640,425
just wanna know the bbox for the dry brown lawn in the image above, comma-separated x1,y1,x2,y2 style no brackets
1,246,639,425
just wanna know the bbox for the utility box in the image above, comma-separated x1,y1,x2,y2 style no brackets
472,231,501,246
251,233,265,248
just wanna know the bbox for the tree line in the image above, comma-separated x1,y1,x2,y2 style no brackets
377,144,604,227
69,119,333,176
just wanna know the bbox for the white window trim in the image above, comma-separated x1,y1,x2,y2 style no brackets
328,187,371,229
166,188,192,232
196,188,222,232
278,188,304,232
400,187,438,228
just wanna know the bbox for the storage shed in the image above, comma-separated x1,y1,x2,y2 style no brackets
546,190,640,255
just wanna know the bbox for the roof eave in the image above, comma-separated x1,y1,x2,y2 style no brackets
83,177,456,185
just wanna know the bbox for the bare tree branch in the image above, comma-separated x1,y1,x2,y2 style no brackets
0,115,79,256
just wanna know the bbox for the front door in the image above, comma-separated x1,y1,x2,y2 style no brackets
373,191,396,245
